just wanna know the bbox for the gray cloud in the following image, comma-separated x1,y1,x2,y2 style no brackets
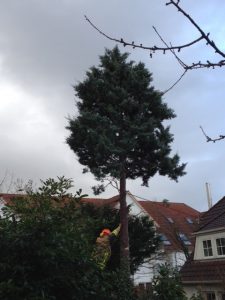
0,0,225,211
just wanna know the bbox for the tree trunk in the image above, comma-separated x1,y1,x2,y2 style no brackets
119,167,130,275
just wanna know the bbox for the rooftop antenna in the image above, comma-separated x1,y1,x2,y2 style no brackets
205,182,213,209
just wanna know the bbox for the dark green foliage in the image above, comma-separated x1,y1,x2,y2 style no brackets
66,46,186,277
0,178,120,299
129,215,159,274
81,203,160,274
152,263,187,300
66,46,186,186
0,177,96,300
0,177,157,300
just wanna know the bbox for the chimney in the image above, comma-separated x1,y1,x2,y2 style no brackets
205,182,212,209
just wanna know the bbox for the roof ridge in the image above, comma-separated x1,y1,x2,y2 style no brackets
138,200,199,216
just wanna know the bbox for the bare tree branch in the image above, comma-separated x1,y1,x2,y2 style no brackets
151,26,189,93
92,176,120,195
200,126,225,143
166,0,225,59
85,0,225,71
85,15,190,93
84,15,203,54
85,1,225,140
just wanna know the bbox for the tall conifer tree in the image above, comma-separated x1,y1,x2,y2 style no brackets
66,46,186,274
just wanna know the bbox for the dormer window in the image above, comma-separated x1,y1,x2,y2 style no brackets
178,233,191,245
186,217,193,224
203,240,213,257
216,238,225,255
160,234,171,245
166,217,174,223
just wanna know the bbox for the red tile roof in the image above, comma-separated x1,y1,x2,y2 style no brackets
139,201,200,252
0,193,25,205
197,196,225,232
81,195,119,207
0,193,19,200
181,258,225,283
0,193,200,252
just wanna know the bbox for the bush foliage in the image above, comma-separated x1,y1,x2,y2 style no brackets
0,177,159,299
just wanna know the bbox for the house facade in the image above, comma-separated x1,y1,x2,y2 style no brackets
181,196,225,300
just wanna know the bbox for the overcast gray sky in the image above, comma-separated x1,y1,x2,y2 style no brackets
0,0,225,211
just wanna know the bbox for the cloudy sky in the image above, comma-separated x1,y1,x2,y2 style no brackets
0,0,225,211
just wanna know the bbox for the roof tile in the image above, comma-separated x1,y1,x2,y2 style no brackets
198,196,225,232
181,258,225,283
139,201,200,251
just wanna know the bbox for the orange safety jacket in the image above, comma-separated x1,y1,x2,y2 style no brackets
92,225,121,270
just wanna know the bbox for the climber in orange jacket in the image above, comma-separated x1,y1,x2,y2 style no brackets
92,224,121,270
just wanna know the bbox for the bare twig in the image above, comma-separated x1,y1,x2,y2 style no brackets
109,177,119,191
0,171,15,193
200,126,225,143
151,26,189,93
163,69,188,94
0,171,8,188
152,26,187,69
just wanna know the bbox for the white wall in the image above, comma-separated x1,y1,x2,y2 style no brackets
168,251,187,268
126,194,148,217
194,230,225,260
122,194,188,285
133,261,156,284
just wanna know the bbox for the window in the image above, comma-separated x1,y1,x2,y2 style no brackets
160,234,171,245
178,233,191,245
216,238,225,255
166,217,174,223
203,240,213,256
206,292,215,300
138,283,145,291
186,217,193,224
